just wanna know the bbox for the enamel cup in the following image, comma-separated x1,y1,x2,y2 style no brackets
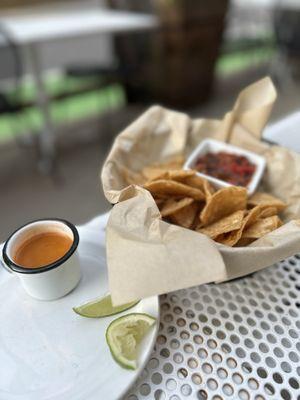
1,219,81,300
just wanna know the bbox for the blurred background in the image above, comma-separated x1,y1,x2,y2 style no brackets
1,0,300,240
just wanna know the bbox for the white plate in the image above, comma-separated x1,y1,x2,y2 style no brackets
0,220,159,400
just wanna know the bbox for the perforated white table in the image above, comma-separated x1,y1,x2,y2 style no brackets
87,118,300,400
124,257,300,400
122,115,300,400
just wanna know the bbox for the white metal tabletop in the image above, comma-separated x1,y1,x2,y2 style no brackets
0,7,158,172
125,255,300,400
123,114,300,399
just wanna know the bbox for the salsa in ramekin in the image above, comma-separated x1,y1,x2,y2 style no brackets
194,151,256,187
184,139,266,195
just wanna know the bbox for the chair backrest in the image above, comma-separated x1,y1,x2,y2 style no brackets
0,25,23,89
273,3,300,55
107,0,153,13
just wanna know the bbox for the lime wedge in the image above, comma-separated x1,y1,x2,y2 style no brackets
73,294,139,318
106,313,156,370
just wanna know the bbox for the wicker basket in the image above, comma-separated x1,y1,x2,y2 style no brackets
110,0,229,108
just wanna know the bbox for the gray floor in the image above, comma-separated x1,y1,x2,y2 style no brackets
1,68,300,242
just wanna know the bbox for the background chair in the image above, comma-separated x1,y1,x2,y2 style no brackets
0,26,24,123
272,2,300,87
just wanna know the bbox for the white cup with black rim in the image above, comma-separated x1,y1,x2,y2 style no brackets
1,218,81,301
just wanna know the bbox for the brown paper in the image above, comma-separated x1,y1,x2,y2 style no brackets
101,77,300,305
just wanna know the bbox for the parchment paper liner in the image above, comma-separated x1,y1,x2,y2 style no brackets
101,77,300,305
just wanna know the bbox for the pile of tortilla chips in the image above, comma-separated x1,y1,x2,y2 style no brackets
122,158,286,247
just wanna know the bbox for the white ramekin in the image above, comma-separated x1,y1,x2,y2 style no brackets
184,138,266,195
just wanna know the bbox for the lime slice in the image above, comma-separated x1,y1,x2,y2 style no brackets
106,313,156,370
73,294,139,318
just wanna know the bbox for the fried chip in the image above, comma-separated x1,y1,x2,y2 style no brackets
151,169,195,182
169,202,200,229
235,238,254,247
144,180,206,201
258,206,278,218
277,217,283,227
190,207,205,230
200,186,247,226
197,210,245,239
154,198,165,208
242,215,282,239
248,192,286,212
183,174,206,190
244,205,265,228
215,229,243,247
142,156,185,180
203,180,215,199
160,198,194,217
215,205,266,247
168,169,195,181
137,160,285,247
183,174,215,199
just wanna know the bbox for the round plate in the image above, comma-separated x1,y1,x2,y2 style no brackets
0,219,159,400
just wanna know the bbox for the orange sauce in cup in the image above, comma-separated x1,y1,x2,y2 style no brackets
14,232,72,268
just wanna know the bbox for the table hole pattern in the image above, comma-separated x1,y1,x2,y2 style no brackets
125,255,300,399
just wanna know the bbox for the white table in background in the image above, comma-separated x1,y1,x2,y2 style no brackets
0,8,158,172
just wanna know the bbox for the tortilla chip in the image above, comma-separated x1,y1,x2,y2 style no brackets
191,208,205,230
183,174,206,190
248,192,286,212
244,205,265,228
258,206,278,218
144,180,206,201
169,202,200,229
140,164,284,247
154,198,165,208
215,205,274,247
203,180,215,199
143,156,185,180
215,205,267,247
235,238,254,247
183,174,215,199
215,229,242,247
242,216,282,239
151,169,195,182
197,210,245,239
121,166,146,185
168,169,195,180
160,198,194,217
200,186,247,226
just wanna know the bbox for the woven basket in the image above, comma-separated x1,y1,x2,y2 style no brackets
110,0,229,108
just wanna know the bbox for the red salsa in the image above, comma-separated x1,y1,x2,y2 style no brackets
194,151,256,187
